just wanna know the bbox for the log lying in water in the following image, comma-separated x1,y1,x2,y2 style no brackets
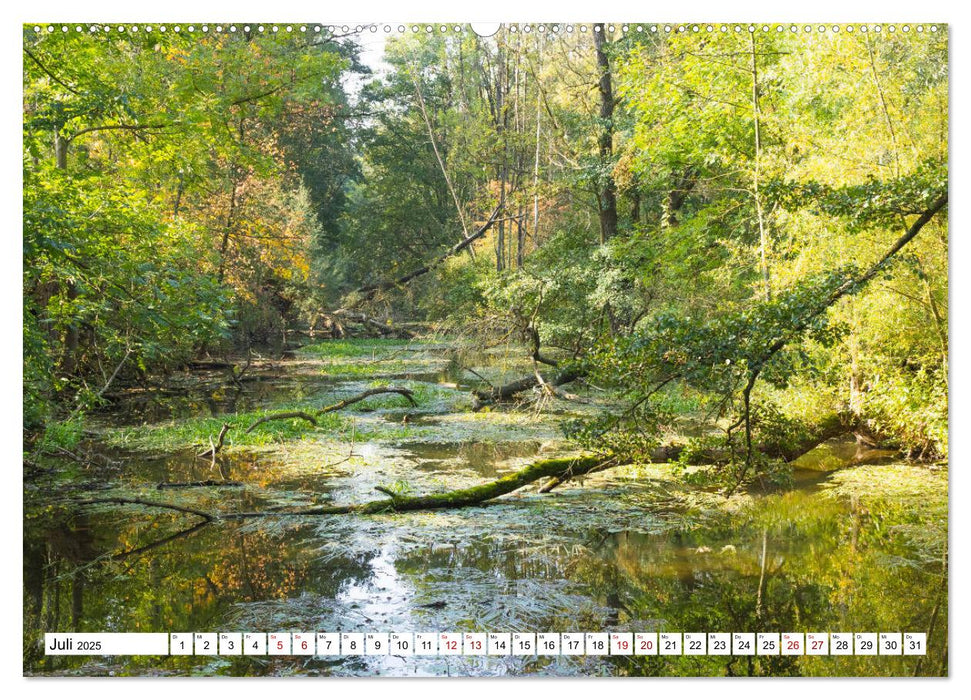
319,387,417,414
76,455,613,523
282,454,609,516
471,366,586,410
78,415,860,523
157,480,244,490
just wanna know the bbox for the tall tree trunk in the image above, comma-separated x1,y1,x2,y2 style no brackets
532,35,543,246
516,214,526,269
218,176,238,284
54,126,79,376
594,24,618,244
750,33,770,299
664,167,696,228
54,131,68,170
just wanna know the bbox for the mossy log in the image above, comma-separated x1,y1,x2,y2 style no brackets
81,455,613,524
224,454,609,517
319,387,417,414
300,454,609,515
244,411,318,433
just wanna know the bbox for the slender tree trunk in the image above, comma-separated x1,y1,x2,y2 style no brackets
750,33,770,299
848,299,865,416
755,529,768,619
411,71,473,255
54,131,68,170
173,175,184,219
532,36,543,245
54,126,79,376
516,214,525,269
218,176,238,284
594,24,618,243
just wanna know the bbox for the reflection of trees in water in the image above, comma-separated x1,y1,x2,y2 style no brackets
23,512,98,671
23,458,947,677
23,511,356,673
567,512,946,676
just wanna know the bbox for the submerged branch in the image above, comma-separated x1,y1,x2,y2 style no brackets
197,423,230,458
77,497,215,522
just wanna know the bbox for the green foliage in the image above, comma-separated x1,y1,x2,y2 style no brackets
34,415,85,453
23,165,231,419
23,25,948,469
23,25,359,430
767,159,948,231
863,365,948,458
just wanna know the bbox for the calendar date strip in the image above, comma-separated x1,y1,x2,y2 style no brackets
45,632,926,657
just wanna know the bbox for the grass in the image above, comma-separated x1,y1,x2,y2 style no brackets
36,414,85,452
319,359,413,377
101,409,348,452
299,338,426,359
99,385,438,453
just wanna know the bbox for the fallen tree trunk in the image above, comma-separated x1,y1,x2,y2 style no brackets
330,309,417,339
76,412,866,524
157,480,244,489
77,455,613,522
472,365,586,410
78,497,215,522
311,209,505,340
352,205,503,304
283,454,607,516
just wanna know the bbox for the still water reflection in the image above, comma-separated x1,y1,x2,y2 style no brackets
24,348,947,676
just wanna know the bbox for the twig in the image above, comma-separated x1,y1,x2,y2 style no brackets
97,347,132,399
463,366,494,387
198,423,230,459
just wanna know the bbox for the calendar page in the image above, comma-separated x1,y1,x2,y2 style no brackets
21,12,950,681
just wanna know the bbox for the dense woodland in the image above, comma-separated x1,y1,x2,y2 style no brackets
24,23,947,487
22,22,950,679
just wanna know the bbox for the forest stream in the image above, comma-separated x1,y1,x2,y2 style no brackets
23,338,948,677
